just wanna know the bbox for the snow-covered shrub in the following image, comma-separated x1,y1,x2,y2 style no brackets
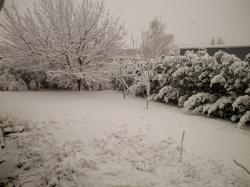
226,60,250,94
231,115,242,122
111,60,140,91
172,53,221,94
153,86,179,103
129,82,146,96
192,105,206,115
152,73,169,89
46,71,77,90
183,92,216,112
221,53,241,66
149,93,158,102
185,50,197,61
245,87,250,94
17,70,47,89
0,74,15,91
172,67,189,79
232,95,250,113
154,64,164,74
8,79,28,91
229,61,250,78
210,74,226,87
245,53,250,63
127,61,155,98
111,51,250,125
196,50,209,58
162,86,180,103
29,80,37,90
210,73,228,94
154,86,170,100
198,71,209,82
202,97,234,118
178,95,189,107
238,111,250,128
214,50,226,64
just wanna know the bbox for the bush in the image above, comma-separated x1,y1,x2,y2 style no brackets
238,111,250,127
210,74,226,87
46,71,77,90
13,69,48,89
183,92,216,112
214,50,226,64
245,53,250,63
202,97,234,118
111,51,250,127
178,95,189,107
8,79,28,91
232,95,250,114
154,86,179,104
29,80,37,90
0,74,15,91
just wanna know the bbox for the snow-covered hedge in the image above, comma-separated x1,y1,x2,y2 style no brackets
183,92,216,113
8,79,28,91
0,61,113,91
112,51,250,127
0,74,16,91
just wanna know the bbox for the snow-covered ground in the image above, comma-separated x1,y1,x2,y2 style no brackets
0,91,250,186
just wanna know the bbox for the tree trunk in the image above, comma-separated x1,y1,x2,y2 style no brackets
77,79,83,91
123,85,126,99
0,128,4,149
146,61,150,109
146,95,149,109
120,67,126,99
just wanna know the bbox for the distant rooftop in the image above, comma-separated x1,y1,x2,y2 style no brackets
180,44,250,49
180,45,250,60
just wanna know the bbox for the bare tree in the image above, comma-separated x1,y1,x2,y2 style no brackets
141,17,176,59
210,37,215,45
1,0,126,90
217,37,225,45
137,18,177,108
114,61,134,99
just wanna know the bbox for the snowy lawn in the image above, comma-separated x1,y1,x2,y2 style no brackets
0,91,250,186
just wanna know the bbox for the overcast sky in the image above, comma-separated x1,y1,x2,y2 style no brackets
1,0,250,47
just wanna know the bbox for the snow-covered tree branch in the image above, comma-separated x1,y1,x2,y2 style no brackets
1,0,126,90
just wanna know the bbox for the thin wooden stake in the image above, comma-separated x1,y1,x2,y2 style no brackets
179,131,185,162
0,127,4,149
146,96,149,109
123,85,126,100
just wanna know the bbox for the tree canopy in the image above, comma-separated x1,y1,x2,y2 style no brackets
1,0,126,72
141,18,177,59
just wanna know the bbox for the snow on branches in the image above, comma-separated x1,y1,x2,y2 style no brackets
154,86,179,104
183,92,216,113
1,0,126,90
112,50,250,127
210,73,226,87
232,95,250,114
202,97,234,118
238,111,250,128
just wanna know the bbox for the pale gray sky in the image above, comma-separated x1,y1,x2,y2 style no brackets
1,0,250,47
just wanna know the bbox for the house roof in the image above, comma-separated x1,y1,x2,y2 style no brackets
180,44,250,49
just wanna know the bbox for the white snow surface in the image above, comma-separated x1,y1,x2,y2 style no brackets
0,90,249,170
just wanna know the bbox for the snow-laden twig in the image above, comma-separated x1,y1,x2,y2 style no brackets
178,131,185,162
233,160,250,176
0,127,4,149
